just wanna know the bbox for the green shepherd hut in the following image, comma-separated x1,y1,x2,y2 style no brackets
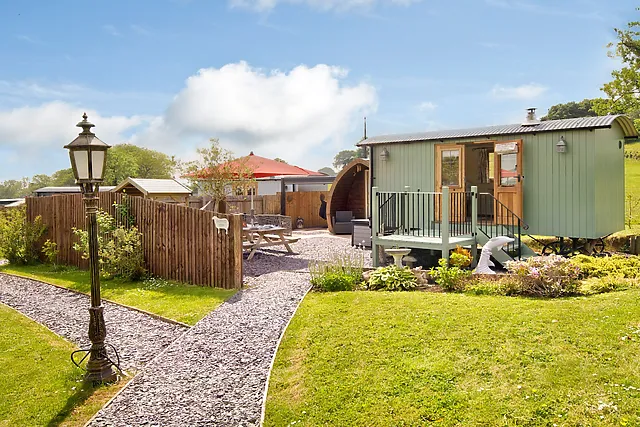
358,109,638,266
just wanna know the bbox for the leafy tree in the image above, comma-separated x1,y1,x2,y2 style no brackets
0,179,28,199
274,158,288,163
593,10,640,131
103,148,139,186
541,99,601,121
51,168,75,186
318,167,336,176
183,138,254,212
102,144,177,186
333,146,368,170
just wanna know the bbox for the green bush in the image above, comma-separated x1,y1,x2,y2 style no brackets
506,255,582,298
430,258,471,291
463,276,521,296
571,254,640,279
0,207,46,265
579,277,636,295
309,248,364,292
367,265,417,291
73,209,146,281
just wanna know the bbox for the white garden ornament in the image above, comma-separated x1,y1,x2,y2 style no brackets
474,236,515,274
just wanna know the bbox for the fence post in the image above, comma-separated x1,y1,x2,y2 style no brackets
371,186,379,267
231,214,243,288
471,186,478,267
442,186,450,265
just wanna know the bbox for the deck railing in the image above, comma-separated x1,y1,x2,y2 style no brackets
477,193,529,260
374,187,475,241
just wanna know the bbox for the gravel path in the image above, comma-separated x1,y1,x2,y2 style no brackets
0,274,187,372
91,235,370,427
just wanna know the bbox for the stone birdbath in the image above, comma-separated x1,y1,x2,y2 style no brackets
385,248,412,267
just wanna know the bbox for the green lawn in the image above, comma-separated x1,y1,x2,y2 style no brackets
0,265,236,326
265,291,640,426
627,158,640,201
0,303,126,427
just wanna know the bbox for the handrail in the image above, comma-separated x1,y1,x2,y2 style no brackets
480,192,529,231
477,192,527,260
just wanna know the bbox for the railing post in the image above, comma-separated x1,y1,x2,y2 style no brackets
442,186,450,265
471,186,478,268
372,186,379,267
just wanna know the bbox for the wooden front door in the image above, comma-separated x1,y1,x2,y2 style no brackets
493,140,523,223
435,144,466,222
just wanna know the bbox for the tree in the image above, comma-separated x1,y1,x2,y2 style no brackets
0,179,28,199
541,99,601,121
51,168,75,186
593,10,640,131
274,158,288,164
103,148,139,186
183,138,254,212
102,144,177,186
333,146,368,170
318,167,336,176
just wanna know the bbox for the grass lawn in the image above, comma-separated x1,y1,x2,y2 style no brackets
0,264,236,326
265,291,640,426
0,303,127,426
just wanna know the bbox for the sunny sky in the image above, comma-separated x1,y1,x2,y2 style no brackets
0,0,636,180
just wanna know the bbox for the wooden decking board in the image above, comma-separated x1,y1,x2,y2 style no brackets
374,234,475,250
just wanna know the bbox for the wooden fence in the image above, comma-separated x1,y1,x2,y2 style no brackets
26,193,243,289
226,191,328,228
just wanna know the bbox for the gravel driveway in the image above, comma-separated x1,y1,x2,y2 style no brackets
91,234,370,427
0,273,187,372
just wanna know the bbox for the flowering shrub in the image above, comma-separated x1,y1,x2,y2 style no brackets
506,255,582,297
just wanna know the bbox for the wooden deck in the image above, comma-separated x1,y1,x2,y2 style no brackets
374,234,475,250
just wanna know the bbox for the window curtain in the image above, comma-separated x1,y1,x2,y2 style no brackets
478,148,489,184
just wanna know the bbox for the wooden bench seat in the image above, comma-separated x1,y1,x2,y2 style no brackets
264,234,300,243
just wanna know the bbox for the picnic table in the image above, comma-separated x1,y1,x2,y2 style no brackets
242,225,299,260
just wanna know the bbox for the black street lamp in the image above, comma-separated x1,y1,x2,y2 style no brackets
65,113,117,383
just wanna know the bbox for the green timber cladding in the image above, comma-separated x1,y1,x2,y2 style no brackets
362,115,637,239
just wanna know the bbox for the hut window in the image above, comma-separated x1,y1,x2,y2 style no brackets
499,153,518,187
441,149,460,186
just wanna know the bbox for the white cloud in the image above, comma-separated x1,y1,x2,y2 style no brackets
417,101,437,111
491,83,548,100
134,61,377,166
102,25,121,37
0,102,145,151
0,62,376,176
230,0,420,12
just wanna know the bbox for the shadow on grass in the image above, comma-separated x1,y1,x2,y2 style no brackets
45,379,98,427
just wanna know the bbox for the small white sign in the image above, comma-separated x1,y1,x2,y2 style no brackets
213,216,229,232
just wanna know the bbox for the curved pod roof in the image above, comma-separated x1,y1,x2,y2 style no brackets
327,158,370,234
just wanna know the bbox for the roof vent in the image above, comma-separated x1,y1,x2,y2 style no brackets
522,108,540,126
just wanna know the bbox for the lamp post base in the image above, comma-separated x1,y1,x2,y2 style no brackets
86,306,118,383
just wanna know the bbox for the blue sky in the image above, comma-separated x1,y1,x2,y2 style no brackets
0,0,635,180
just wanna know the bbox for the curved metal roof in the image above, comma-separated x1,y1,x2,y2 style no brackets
358,115,638,146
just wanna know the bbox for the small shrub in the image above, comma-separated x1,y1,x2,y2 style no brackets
367,265,417,291
451,246,472,267
506,255,581,297
0,207,46,265
579,277,634,295
571,254,640,279
309,247,364,292
463,276,521,296
430,258,471,291
73,209,146,281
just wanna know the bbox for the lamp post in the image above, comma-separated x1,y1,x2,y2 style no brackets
64,113,117,383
